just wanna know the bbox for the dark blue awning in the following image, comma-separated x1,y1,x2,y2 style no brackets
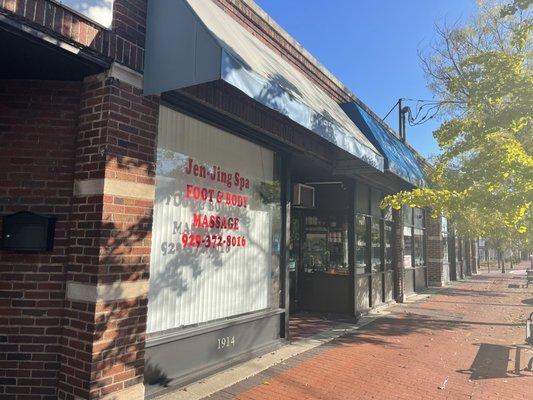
342,102,426,187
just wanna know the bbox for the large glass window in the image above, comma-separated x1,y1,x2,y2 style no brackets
403,207,426,268
147,106,282,334
413,228,425,266
403,206,413,226
371,219,382,272
403,226,413,268
384,222,394,270
302,214,348,275
414,208,424,228
355,215,368,274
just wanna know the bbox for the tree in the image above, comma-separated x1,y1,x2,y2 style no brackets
383,0,533,265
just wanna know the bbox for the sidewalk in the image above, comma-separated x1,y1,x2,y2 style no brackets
162,264,533,400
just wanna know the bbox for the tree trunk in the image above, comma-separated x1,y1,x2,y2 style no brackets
500,251,505,273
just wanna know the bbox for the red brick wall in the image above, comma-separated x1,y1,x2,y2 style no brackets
58,75,158,400
112,0,147,71
0,76,158,400
0,79,81,400
426,215,445,286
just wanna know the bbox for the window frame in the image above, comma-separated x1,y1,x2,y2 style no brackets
402,206,427,268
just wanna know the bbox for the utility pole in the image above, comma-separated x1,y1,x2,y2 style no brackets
398,99,409,143
398,98,403,141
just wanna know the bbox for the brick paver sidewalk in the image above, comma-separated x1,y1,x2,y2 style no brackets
208,264,533,400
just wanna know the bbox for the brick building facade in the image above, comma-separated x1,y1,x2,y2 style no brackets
0,1,477,398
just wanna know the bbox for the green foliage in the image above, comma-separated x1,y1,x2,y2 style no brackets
383,0,533,251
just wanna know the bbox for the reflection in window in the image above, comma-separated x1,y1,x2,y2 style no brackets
384,222,393,269
403,206,413,226
302,215,349,275
414,208,424,228
414,228,425,266
403,227,412,268
383,205,393,221
63,0,114,27
371,219,381,272
355,215,368,274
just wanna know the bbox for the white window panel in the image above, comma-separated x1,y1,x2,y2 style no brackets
147,106,277,334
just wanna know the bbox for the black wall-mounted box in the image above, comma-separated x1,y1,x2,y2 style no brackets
1,212,57,252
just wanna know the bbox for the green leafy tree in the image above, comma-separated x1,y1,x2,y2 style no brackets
383,0,533,262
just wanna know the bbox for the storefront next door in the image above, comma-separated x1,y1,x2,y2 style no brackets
402,206,428,295
354,183,395,312
288,179,398,316
289,181,353,315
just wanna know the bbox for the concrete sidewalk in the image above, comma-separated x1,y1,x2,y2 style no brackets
158,264,533,400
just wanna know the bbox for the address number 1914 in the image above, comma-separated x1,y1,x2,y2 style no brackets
217,335,236,350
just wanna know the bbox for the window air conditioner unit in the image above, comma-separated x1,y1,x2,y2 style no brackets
293,184,315,208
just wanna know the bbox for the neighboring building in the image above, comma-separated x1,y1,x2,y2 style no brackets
0,1,473,399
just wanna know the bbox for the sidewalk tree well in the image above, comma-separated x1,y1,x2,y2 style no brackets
382,0,533,256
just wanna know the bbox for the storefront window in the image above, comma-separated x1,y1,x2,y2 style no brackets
403,226,413,268
383,205,393,222
370,189,382,217
414,208,424,228
413,228,425,266
371,219,381,272
147,107,282,334
302,214,348,275
384,222,393,269
403,206,413,226
355,215,368,274
403,207,426,268
356,183,369,214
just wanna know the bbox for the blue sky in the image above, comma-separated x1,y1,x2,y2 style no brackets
255,0,478,158
63,1,113,27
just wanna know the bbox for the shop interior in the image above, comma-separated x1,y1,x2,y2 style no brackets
288,155,354,315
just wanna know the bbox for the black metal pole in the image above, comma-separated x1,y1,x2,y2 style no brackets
398,98,403,140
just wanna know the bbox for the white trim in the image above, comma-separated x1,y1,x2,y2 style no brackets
108,62,144,90
99,383,145,400
66,281,149,303
73,178,155,200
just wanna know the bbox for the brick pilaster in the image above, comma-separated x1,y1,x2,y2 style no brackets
393,208,405,302
57,73,158,400
426,216,445,286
